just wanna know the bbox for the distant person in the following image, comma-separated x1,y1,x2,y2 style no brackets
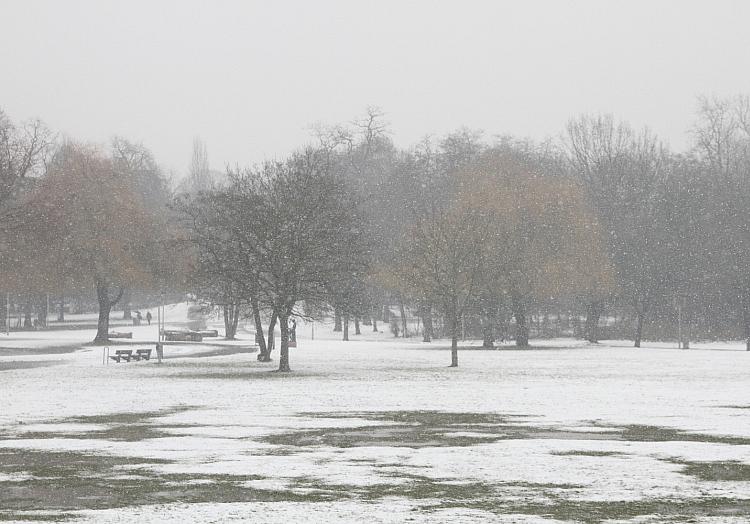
146,311,152,325
134,310,142,326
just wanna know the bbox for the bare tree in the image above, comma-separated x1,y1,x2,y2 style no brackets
0,109,53,208
692,95,750,350
566,115,671,347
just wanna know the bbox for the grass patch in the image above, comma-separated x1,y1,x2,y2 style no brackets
0,447,330,516
0,361,61,372
287,474,750,522
263,410,625,449
4,406,201,443
549,450,626,457
670,459,750,481
480,497,750,523
618,424,750,445
0,512,79,522
263,411,750,450
4,408,750,521
1,443,749,522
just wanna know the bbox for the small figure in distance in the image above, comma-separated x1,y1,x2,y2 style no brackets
146,311,152,325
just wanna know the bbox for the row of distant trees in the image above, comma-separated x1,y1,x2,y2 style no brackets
1,95,749,369
355,98,750,365
183,97,750,369
371,96,750,365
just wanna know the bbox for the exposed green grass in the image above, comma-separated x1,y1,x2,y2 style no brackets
286,474,750,523
0,447,329,516
0,512,79,521
617,424,750,445
267,411,750,450
670,459,750,481
0,360,61,372
4,408,750,522
63,405,197,425
549,450,626,457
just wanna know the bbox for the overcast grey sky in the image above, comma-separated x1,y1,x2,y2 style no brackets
1,0,749,175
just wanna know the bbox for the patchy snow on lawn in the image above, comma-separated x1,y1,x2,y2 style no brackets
1,318,749,522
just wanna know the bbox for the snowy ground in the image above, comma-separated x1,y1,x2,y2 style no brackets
1,312,749,523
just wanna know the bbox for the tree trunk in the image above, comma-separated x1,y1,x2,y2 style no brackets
94,280,123,344
333,310,342,331
224,303,239,340
382,304,390,323
679,300,690,349
223,304,232,339
232,304,240,338
573,313,582,338
277,312,291,372
449,307,459,367
122,289,131,320
482,312,494,349
23,301,33,329
37,295,48,328
512,294,529,348
422,303,433,343
0,293,6,331
267,312,278,354
634,311,645,348
354,316,361,335
399,301,408,338
585,301,602,343
372,318,378,332
742,291,750,352
251,297,269,361
343,315,349,341
57,294,65,322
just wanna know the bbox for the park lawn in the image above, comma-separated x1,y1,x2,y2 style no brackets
1,321,749,523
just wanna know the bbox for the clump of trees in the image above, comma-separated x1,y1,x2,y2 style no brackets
180,149,367,371
0,112,175,342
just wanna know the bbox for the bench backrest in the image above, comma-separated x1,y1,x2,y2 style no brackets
115,350,133,355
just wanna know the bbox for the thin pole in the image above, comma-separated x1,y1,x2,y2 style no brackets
677,300,682,349
157,301,161,342
5,293,9,335
162,297,165,341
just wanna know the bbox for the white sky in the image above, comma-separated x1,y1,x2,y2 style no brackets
1,0,749,176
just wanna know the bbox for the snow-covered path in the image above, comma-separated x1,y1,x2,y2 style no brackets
1,322,749,522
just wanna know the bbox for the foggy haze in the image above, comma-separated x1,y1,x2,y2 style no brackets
5,2,750,521
2,0,750,175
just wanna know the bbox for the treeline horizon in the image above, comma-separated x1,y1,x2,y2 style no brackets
1,94,749,369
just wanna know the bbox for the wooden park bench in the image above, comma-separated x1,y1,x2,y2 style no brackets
109,349,133,363
132,349,152,361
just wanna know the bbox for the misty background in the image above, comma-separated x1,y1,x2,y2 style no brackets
2,0,750,176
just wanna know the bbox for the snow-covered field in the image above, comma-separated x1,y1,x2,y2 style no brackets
1,315,749,523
